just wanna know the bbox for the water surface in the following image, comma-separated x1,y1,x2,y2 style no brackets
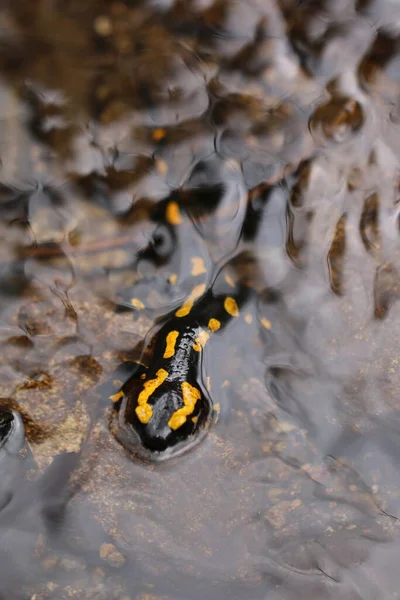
1,1,400,598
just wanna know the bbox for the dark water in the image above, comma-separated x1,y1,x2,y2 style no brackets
1,0,400,598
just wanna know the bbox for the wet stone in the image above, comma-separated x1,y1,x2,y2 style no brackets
99,543,126,568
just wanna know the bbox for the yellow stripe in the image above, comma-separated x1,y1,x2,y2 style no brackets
224,296,239,317
164,330,179,358
166,201,183,225
168,382,201,430
175,283,206,317
135,368,168,424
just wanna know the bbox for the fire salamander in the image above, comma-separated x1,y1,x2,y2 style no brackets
115,283,250,461
111,191,254,461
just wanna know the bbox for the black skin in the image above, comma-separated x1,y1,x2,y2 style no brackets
117,286,251,460
121,319,210,456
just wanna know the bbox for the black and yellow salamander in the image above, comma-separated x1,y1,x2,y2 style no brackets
110,185,261,461
114,281,251,461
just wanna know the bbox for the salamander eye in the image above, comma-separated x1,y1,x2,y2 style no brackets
151,224,175,259
137,224,175,270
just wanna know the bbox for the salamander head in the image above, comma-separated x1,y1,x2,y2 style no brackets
116,382,213,461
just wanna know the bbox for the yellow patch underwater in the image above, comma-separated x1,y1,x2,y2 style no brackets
261,317,272,330
224,296,239,317
166,201,183,225
131,298,145,310
175,283,206,317
190,256,207,276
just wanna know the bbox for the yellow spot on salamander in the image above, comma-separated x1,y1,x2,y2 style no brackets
224,296,239,317
152,128,166,142
261,317,272,330
169,273,178,285
164,330,179,358
168,381,201,430
166,201,183,225
136,403,153,424
208,318,221,332
190,256,207,276
192,329,210,352
135,368,168,424
109,391,124,403
175,283,206,317
191,416,198,424
244,313,253,324
224,274,235,288
131,298,145,310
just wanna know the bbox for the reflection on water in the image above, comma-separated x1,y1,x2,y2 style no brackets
1,0,400,598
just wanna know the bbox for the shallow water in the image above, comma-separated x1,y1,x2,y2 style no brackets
1,0,400,598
